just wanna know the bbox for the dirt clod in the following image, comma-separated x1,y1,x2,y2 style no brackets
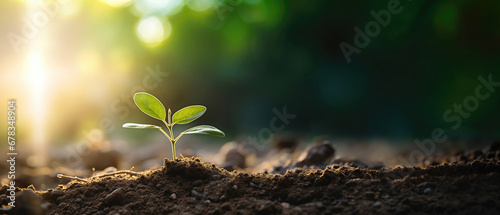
223,148,246,169
104,188,125,205
170,193,177,200
296,141,335,166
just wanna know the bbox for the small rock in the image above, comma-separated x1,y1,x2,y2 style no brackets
76,198,83,204
58,202,69,208
192,179,204,187
281,202,290,209
296,141,335,166
170,193,177,200
273,134,298,151
104,188,125,205
232,185,238,190
374,201,382,207
225,148,246,168
388,199,398,206
337,199,349,206
220,142,246,170
41,203,50,211
191,190,201,199
219,195,226,201
424,187,432,195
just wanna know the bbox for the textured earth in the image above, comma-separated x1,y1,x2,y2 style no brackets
1,142,500,215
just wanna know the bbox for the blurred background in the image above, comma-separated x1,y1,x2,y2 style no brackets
1,0,500,188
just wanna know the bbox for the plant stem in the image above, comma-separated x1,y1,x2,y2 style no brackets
171,141,176,160
167,124,176,160
174,133,183,142
162,120,169,128
163,110,177,160
158,128,171,141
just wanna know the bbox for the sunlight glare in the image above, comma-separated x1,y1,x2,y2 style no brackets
27,52,48,167
136,16,171,46
132,0,184,16
101,0,133,8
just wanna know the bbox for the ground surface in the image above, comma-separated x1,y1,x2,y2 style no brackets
1,144,500,215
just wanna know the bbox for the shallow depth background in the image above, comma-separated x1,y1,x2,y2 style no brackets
0,0,499,174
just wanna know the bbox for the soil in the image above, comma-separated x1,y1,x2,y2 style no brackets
1,145,500,215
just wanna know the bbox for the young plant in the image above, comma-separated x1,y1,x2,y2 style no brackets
123,92,224,160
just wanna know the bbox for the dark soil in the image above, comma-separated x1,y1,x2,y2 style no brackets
2,153,500,214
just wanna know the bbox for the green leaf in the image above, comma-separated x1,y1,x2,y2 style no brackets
123,123,161,129
181,125,225,137
172,105,206,125
133,92,166,120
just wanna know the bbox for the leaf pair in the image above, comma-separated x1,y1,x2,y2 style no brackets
123,92,225,137
122,123,225,137
133,92,206,125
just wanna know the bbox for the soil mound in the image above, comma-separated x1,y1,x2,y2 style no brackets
1,157,500,214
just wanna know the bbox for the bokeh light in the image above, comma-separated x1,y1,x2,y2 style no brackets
132,0,184,16
136,16,171,46
187,0,214,12
101,0,133,8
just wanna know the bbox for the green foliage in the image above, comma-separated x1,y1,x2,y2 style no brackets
172,105,207,125
181,125,225,137
123,92,225,159
133,93,166,120
123,123,160,129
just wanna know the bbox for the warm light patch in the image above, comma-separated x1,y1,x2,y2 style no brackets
27,52,48,167
101,0,133,8
132,0,184,17
136,16,171,46
188,0,214,12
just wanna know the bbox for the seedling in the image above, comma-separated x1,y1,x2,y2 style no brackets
123,92,225,159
